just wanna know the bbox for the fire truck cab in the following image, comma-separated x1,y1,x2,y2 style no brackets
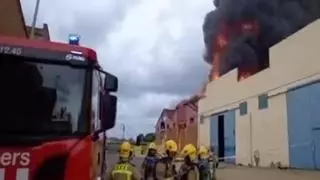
0,35,118,180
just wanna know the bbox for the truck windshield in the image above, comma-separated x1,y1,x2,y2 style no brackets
0,54,89,136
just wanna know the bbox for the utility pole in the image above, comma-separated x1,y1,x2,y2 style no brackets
30,0,41,39
121,123,126,140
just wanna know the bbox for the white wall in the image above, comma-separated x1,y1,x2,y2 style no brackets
235,92,289,166
198,19,320,167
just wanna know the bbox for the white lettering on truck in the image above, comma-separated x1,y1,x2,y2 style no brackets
0,152,30,180
65,54,85,61
0,152,30,167
0,46,22,56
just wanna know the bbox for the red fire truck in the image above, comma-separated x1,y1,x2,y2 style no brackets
0,35,118,180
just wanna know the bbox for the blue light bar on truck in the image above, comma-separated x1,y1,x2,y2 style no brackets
68,34,80,45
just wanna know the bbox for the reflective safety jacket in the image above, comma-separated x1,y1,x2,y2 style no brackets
178,163,199,180
141,155,158,179
198,159,211,180
154,157,177,180
106,161,141,180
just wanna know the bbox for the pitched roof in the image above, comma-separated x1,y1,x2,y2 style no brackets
165,109,174,119
155,108,174,127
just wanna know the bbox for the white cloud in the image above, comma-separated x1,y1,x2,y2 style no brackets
21,0,213,138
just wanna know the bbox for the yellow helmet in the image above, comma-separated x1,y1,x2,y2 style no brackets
181,144,197,161
164,139,178,152
198,145,209,158
119,141,131,158
148,142,157,150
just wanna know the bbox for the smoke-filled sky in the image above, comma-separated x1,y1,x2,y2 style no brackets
203,0,320,76
20,0,212,138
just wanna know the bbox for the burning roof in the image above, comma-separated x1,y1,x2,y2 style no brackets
203,0,320,81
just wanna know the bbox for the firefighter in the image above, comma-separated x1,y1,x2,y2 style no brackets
141,142,158,180
154,139,178,180
106,141,141,180
208,146,217,180
198,146,211,180
177,144,199,180
209,146,218,167
130,147,135,161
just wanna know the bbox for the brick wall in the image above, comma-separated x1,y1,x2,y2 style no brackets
155,97,199,151
0,0,28,37
178,104,198,149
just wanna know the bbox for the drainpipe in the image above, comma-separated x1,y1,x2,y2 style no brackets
249,113,253,166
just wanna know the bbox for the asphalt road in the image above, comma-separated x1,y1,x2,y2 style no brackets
106,152,320,180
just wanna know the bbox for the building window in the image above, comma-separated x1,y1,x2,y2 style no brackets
173,123,176,128
160,122,165,129
190,117,194,124
258,94,268,109
167,124,170,129
239,101,247,116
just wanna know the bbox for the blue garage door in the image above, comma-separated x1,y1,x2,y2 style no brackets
210,110,236,163
309,83,320,169
224,110,236,164
210,115,219,155
286,82,320,169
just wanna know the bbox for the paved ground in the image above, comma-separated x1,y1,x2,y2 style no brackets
216,166,320,180
106,153,320,180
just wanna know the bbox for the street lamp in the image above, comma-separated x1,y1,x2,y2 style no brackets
30,0,41,39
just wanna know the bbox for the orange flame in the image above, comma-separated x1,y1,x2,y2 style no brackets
238,72,252,81
207,21,261,83
210,33,229,82
238,66,258,81
211,53,221,80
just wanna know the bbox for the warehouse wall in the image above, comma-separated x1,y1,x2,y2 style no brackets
235,93,289,167
198,19,320,167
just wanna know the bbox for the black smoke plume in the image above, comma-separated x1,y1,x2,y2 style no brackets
203,0,320,76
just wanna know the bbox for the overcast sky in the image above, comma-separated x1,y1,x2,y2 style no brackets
21,0,212,138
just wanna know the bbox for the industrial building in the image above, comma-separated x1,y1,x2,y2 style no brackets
0,0,28,37
155,95,200,150
198,19,320,169
26,23,51,41
0,0,50,40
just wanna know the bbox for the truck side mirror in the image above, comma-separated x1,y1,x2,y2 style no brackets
104,72,118,92
99,92,117,130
